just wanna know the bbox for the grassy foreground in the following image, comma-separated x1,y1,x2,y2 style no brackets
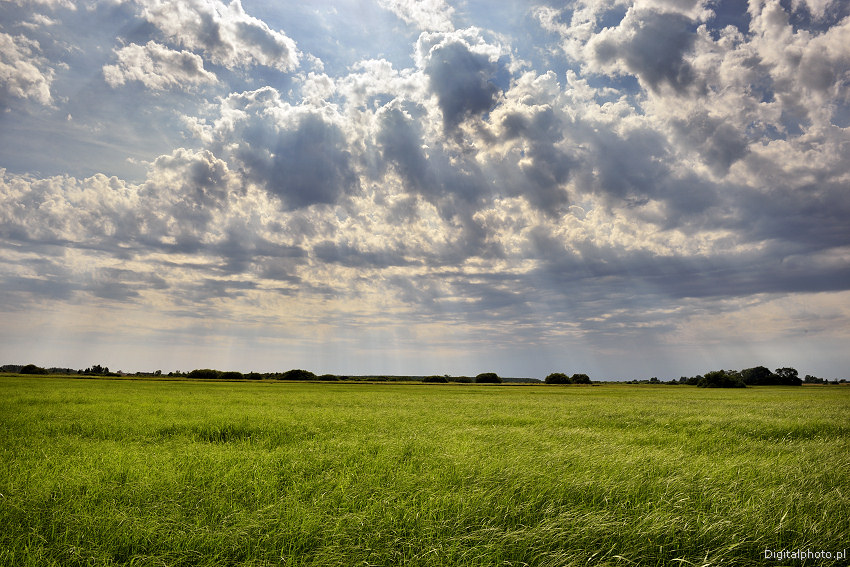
0,376,848,566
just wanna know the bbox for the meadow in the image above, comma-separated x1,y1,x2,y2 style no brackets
0,376,848,566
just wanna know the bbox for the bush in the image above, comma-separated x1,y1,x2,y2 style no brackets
545,372,570,384
219,371,244,380
741,366,773,385
317,374,340,381
188,369,222,380
422,375,449,383
20,364,48,375
475,372,501,384
774,367,802,386
698,370,746,388
280,369,317,381
571,373,592,384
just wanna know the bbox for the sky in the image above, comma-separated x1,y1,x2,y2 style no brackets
1,0,849,380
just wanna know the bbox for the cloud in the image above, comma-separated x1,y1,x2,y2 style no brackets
417,29,507,132
379,0,455,32
140,148,234,243
3,0,850,377
489,72,575,213
748,0,850,123
0,31,54,106
313,240,415,269
2,0,75,9
139,0,299,72
588,7,698,93
103,41,218,91
206,87,360,209
207,87,360,209
670,111,749,175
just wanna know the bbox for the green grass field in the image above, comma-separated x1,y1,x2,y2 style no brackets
1,376,848,566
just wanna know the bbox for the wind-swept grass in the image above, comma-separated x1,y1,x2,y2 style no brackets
1,376,848,565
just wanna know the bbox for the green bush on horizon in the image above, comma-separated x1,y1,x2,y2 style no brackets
474,372,501,383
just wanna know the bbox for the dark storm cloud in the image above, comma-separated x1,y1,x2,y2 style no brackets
423,40,504,131
590,8,697,93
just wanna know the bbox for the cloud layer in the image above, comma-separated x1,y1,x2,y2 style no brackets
1,0,849,378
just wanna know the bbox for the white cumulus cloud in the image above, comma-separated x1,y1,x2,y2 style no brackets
103,41,218,91
379,0,455,32
0,32,54,106
139,0,299,72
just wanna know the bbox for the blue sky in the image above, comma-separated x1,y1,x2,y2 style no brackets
1,0,849,379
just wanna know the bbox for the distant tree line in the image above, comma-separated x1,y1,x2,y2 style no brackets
2,364,77,375
544,372,592,384
177,369,514,383
625,366,846,388
3,363,845,386
1,363,131,377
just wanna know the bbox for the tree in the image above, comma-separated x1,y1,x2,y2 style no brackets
422,375,448,383
188,368,222,380
20,364,48,375
280,369,317,381
475,372,501,383
741,366,774,385
545,372,570,384
219,371,244,380
774,367,802,386
698,370,745,388
570,373,591,384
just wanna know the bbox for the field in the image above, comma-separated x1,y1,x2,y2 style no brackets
1,376,848,566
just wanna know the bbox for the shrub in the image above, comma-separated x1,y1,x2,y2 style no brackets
188,369,222,380
423,375,449,383
774,367,802,386
317,374,340,381
280,369,317,381
698,370,746,388
571,373,592,384
475,372,501,384
450,376,473,383
741,365,773,385
545,372,570,384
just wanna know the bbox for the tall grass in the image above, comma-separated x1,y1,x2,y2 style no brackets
1,377,847,565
